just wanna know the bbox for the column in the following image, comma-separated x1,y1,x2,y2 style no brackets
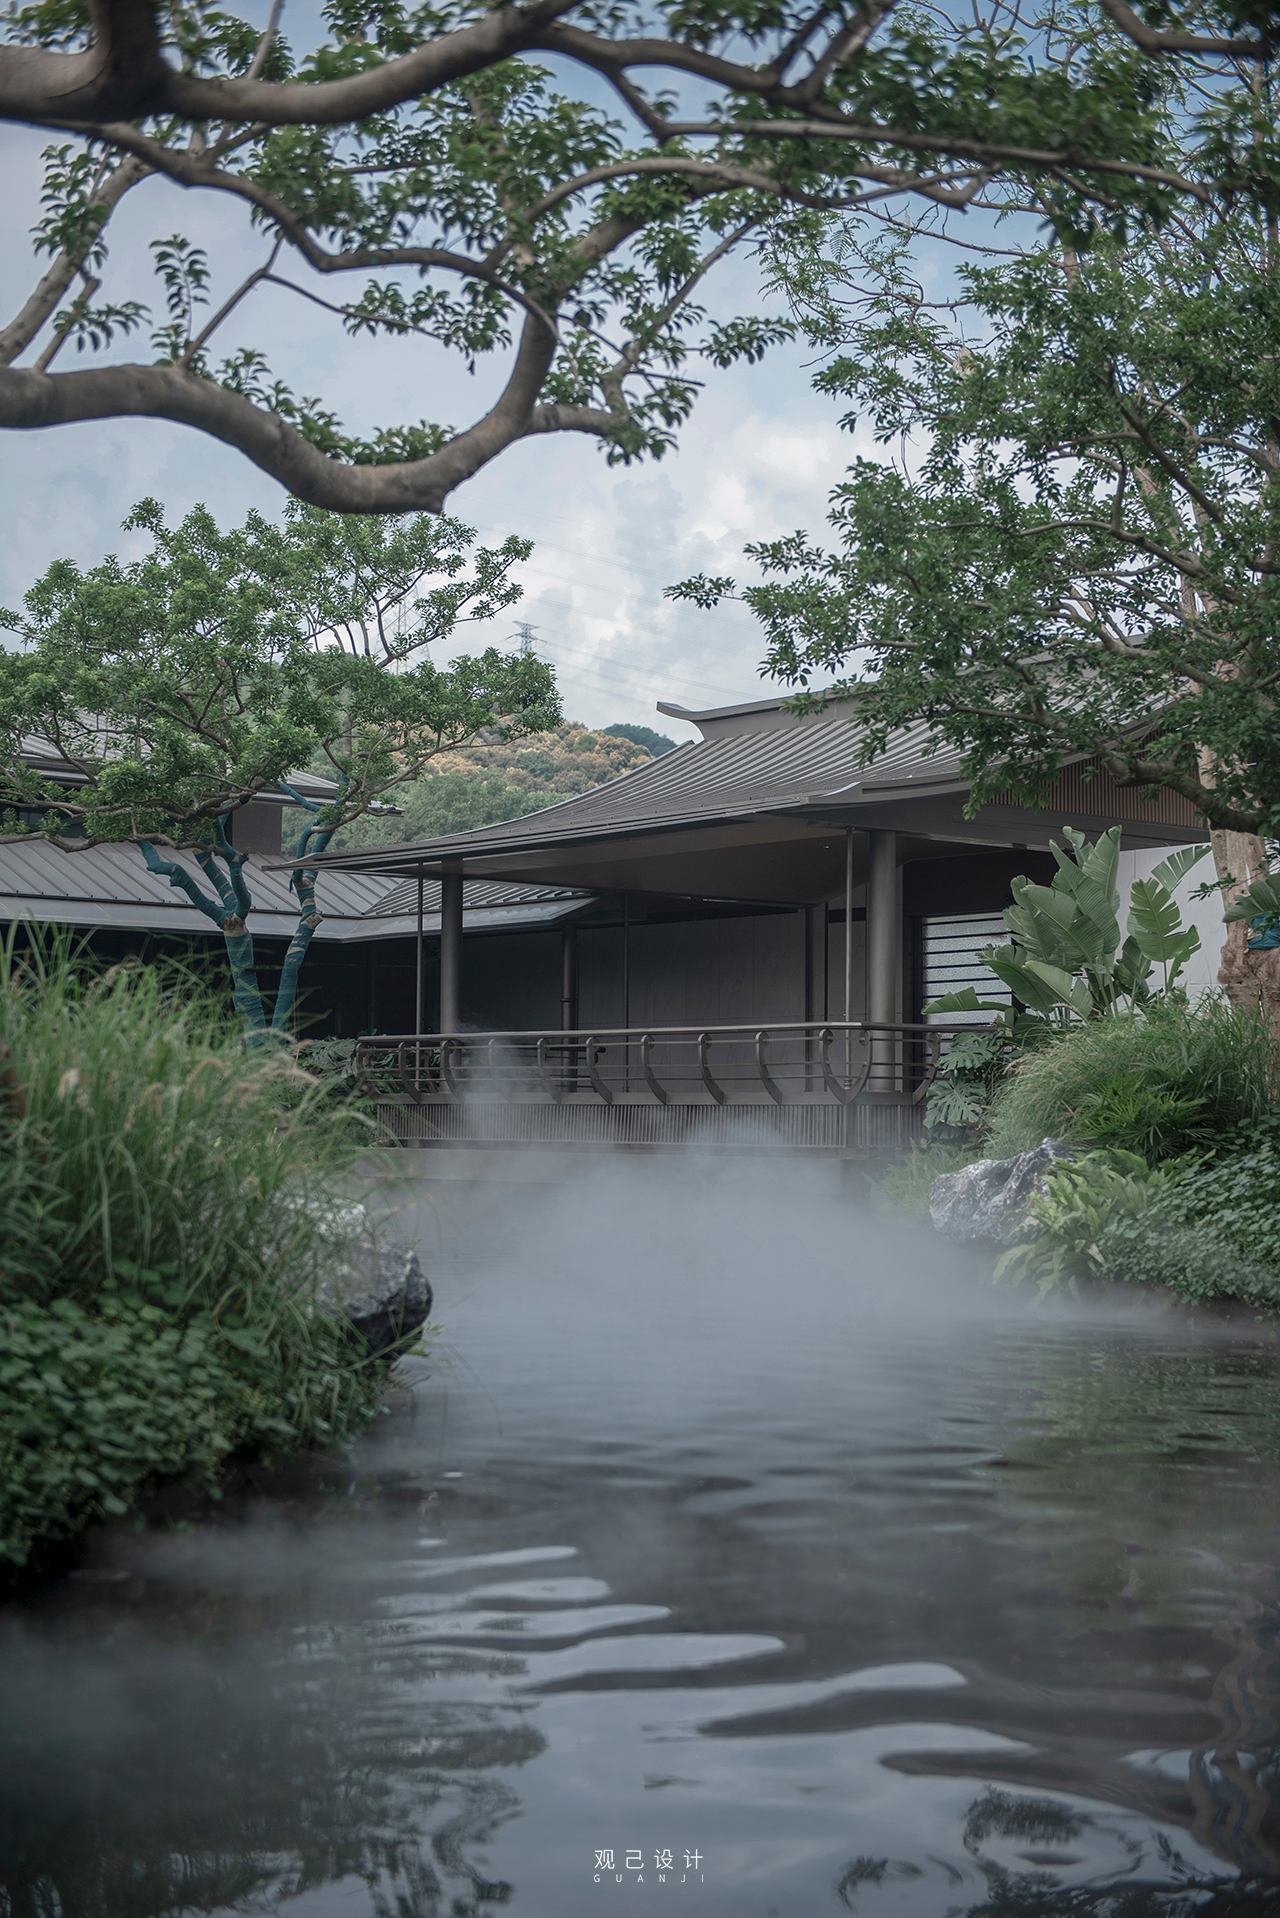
561,923,579,1030
439,865,463,1034
561,921,580,1093
804,904,824,1093
414,870,425,1035
866,829,898,1087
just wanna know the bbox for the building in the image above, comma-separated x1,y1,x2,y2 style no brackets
288,692,1212,1150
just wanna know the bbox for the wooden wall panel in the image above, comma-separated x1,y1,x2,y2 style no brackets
989,759,1198,827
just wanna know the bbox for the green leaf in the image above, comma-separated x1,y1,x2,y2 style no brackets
1127,878,1187,962
1022,957,1084,1007
921,986,1011,1017
1149,844,1210,893
979,946,1067,1017
1225,876,1280,924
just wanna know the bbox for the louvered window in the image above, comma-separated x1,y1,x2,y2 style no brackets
920,914,1010,1023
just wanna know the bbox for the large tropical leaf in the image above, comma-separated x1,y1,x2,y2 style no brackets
921,986,1012,1018
1149,843,1210,894
1079,825,1123,906
1114,932,1154,999
979,944,1070,1017
1054,825,1122,908
1128,878,1185,961
1022,958,1095,1019
1012,879,1112,968
1054,867,1122,957
1224,874,1280,924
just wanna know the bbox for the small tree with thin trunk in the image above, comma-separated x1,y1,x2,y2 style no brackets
0,498,559,1039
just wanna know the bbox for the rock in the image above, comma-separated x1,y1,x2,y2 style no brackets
929,1138,1073,1245
319,1244,434,1358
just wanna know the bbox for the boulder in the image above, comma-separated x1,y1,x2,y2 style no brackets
929,1138,1072,1245
319,1244,434,1358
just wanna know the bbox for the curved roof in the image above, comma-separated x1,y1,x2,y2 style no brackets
288,716,965,877
0,840,588,941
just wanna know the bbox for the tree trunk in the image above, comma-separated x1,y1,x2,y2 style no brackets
221,914,268,1043
1211,828,1280,1035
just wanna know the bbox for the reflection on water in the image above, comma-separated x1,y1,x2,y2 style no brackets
6,1160,1280,1916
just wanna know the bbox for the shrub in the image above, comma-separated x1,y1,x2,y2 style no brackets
0,933,406,1566
984,996,1279,1162
1097,1145,1280,1309
994,1139,1280,1309
994,1151,1176,1292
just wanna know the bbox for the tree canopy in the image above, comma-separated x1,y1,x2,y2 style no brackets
326,718,654,846
671,201,1280,839
1,0,1275,511
0,499,559,1035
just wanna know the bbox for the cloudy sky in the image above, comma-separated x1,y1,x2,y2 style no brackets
0,88,921,743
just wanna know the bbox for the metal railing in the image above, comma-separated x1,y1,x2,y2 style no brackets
355,1022,974,1109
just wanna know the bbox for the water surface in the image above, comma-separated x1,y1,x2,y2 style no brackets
4,1154,1280,1916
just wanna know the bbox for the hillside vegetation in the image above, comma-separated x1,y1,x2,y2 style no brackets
329,722,674,851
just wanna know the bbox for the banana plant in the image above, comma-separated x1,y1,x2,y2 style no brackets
925,828,1210,1027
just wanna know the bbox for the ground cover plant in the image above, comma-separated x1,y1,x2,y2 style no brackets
0,933,414,1569
971,1000,1280,1304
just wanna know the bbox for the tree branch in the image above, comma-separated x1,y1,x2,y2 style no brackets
0,150,149,367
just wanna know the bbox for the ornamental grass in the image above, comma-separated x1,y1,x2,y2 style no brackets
0,930,397,1568
984,996,1280,1164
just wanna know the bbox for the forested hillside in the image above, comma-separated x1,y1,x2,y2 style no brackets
325,722,676,851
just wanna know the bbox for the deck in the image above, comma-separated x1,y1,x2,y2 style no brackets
355,1021,969,1153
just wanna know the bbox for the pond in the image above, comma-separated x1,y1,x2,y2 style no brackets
4,1153,1280,1917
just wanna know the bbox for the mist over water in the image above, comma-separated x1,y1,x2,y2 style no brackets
4,1151,1280,1916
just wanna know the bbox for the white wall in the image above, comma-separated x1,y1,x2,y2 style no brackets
1116,844,1221,1000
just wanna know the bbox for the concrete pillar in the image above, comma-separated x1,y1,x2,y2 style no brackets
561,922,579,1030
414,870,425,1035
867,830,898,1087
439,866,463,1033
866,830,898,1025
804,904,825,1093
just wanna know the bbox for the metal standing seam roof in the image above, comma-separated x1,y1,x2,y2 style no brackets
0,839,591,941
15,736,345,806
283,718,967,874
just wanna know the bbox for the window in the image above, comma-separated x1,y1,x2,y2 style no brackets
920,914,1010,1023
